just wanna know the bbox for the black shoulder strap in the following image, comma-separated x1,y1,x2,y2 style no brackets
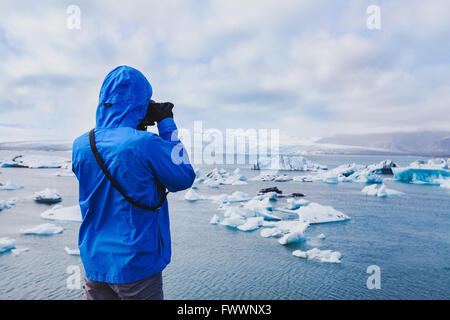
89,129,168,211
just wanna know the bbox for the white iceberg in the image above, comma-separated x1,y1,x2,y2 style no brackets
285,198,310,210
317,233,326,239
220,212,246,228
0,237,15,253
361,184,404,197
1,154,70,169
293,248,342,263
22,223,64,235
32,188,62,204
260,220,308,239
274,174,292,182
253,155,326,171
290,203,350,224
237,217,264,231
64,246,80,256
210,214,220,225
12,247,30,256
184,188,204,202
199,168,247,188
278,222,309,245
0,180,24,190
40,205,82,222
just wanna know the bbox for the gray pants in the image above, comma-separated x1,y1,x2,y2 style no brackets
84,272,163,300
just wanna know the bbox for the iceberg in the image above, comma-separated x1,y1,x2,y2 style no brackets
22,223,64,235
12,247,30,256
292,203,350,224
220,212,246,227
278,222,309,245
392,167,450,185
64,246,80,256
0,237,15,254
32,188,62,204
0,180,24,190
1,154,70,169
0,199,15,211
361,184,404,197
210,214,220,225
184,188,204,202
237,217,264,231
285,198,310,210
292,248,342,263
197,168,248,188
252,155,327,171
260,220,308,239
317,233,326,239
40,205,82,222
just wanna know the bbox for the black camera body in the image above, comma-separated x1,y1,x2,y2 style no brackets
137,101,174,131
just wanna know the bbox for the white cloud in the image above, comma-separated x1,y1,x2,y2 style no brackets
0,0,449,141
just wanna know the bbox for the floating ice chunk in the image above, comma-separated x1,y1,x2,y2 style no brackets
274,174,292,182
0,180,24,190
317,233,326,239
210,191,250,204
40,205,82,222
1,155,70,169
22,223,64,235
293,248,342,263
295,203,350,224
184,189,203,202
286,198,310,210
0,237,15,253
278,222,309,245
260,220,307,238
205,180,220,188
220,213,246,227
237,217,264,231
361,184,404,197
324,176,339,184
0,199,15,211
293,175,313,182
12,247,30,256
231,180,248,185
392,167,450,185
33,188,62,204
210,214,220,225
361,184,379,196
64,246,80,256
253,155,326,171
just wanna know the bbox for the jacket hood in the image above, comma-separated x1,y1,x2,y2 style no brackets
96,66,152,129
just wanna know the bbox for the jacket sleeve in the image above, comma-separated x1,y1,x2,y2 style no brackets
144,118,196,192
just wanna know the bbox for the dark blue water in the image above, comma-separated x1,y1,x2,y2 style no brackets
0,152,449,299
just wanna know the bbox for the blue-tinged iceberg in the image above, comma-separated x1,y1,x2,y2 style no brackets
33,188,62,204
0,180,24,190
0,237,15,254
22,223,64,235
392,158,450,186
40,205,82,222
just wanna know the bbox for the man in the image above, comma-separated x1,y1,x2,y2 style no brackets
72,66,195,300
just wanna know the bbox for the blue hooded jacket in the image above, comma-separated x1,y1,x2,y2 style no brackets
72,66,195,284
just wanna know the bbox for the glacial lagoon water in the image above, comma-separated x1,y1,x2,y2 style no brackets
0,151,449,299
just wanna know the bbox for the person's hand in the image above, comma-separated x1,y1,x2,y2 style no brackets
149,102,174,123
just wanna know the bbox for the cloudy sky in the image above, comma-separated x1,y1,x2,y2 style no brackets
0,0,449,142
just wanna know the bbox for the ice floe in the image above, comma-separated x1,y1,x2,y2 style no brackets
0,180,24,190
32,188,62,204
0,237,15,254
1,154,70,169
275,202,350,224
0,199,16,211
12,247,30,256
185,189,250,204
285,198,310,210
210,214,220,225
278,222,309,245
237,217,264,231
64,246,80,256
193,168,247,188
252,155,327,171
292,248,342,263
317,233,326,239
361,184,404,197
40,205,82,222
392,166,450,186
22,223,64,235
